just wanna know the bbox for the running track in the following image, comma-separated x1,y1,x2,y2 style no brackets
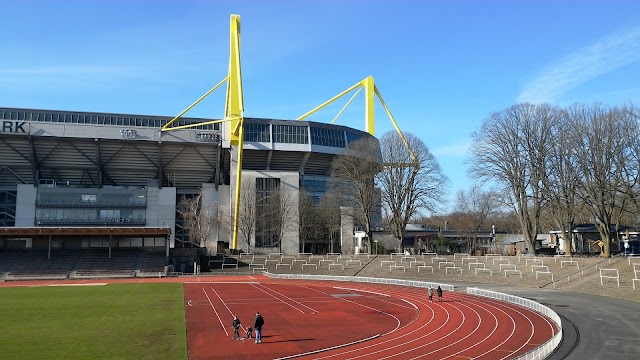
0,275,557,359
183,275,556,359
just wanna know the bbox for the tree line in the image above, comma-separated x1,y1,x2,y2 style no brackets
468,102,640,257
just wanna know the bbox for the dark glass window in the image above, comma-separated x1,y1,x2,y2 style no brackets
310,127,345,147
255,178,281,248
273,124,308,144
244,123,270,142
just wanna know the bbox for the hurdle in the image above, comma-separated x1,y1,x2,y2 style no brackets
561,260,579,269
599,268,620,287
475,268,493,276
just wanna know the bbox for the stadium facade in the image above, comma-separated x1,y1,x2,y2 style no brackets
0,107,379,259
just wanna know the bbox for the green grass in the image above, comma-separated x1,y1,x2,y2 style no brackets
0,283,187,360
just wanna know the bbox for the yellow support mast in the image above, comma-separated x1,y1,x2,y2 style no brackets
161,14,245,250
297,75,417,164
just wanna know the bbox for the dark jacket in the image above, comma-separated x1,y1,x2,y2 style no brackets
232,318,240,329
437,286,443,296
254,315,264,330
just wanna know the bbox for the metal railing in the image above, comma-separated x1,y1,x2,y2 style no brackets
263,272,455,291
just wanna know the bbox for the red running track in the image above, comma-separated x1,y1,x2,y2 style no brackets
0,275,557,359
184,275,557,360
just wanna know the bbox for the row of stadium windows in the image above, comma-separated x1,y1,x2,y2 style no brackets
0,109,219,130
243,123,364,147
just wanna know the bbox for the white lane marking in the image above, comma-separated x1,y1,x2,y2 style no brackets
255,283,319,314
201,287,228,336
248,283,308,314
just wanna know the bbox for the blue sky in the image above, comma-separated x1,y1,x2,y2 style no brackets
2,1,640,211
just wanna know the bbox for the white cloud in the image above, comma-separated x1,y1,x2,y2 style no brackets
517,27,640,104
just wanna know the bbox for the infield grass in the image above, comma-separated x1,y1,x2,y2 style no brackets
0,283,187,360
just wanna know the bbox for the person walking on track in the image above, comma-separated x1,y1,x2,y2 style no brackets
254,312,264,344
428,287,433,302
232,315,242,340
437,286,443,302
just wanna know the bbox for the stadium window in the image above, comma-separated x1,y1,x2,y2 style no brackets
52,114,59,122
17,112,25,120
71,115,78,123
45,114,52,122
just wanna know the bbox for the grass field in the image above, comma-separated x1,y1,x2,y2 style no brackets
0,283,187,360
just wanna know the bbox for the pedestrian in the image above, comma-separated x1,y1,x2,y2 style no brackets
254,312,264,344
428,287,433,302
437,285,443,302
232,315,241,340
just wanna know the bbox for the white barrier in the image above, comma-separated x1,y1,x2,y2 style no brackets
467,287,562,360
600,268,620,287
263,272,455,292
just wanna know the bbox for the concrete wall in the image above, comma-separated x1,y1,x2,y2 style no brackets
241,170,300,255
145,186,176,247
15,184,36,226
340,206,354,255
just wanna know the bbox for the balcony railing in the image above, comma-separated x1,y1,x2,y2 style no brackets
36,218,146,226
36,200,146,208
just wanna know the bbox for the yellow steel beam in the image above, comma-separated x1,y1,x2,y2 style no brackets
161,76,229,131
225,14,245,250
226,14,244,144
161,14,245,250
374,85,417,164
330,87,362,124
300,75,417,163
296,81,362,121
363,75,375,136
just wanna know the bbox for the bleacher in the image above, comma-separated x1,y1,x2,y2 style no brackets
73,248,138,278
9,249,81,278
138,250,168,277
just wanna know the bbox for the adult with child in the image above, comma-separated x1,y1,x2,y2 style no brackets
254,312,264,344
232,315,242,340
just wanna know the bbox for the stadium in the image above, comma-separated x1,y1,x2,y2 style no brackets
3,14,633,360
0,14,386,275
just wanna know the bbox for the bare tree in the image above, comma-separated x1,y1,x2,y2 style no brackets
177,193,220,254
237,181,256,251
299,191,321,253
544,110,582,255
469,103,561,254
333,137,383,254
268,184,298,253
378,131,448,252
569,103,639,257
318,188,343,253
454,185,496,254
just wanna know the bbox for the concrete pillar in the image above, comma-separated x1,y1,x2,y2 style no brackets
340,206,354,255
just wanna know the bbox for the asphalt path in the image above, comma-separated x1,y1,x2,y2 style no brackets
451,282,640,359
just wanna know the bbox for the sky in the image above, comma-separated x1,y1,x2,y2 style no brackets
2,0,640,212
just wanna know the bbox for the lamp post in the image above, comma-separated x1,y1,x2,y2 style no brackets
374,240,379,255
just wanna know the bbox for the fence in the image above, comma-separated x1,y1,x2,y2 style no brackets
263,272,455,291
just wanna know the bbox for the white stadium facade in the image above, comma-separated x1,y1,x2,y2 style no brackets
0,107,379,268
